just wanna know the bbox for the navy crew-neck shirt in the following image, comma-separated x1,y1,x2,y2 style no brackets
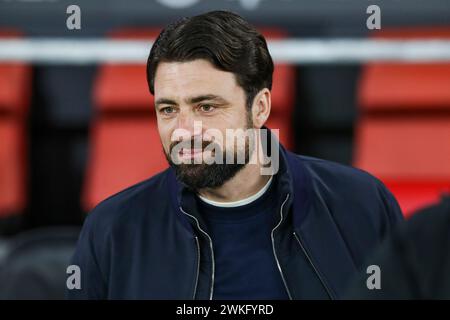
196,175,289,300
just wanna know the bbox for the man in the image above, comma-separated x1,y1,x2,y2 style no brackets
67,10,403,300
345,195,450,299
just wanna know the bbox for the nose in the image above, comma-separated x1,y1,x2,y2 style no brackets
171,109,202,143
176,109,194,132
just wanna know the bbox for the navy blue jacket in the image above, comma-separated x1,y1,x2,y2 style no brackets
67,142,403,300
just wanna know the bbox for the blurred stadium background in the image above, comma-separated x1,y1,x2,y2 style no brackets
0,0,449,299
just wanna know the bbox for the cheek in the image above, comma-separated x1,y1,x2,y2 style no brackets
207,112,247,133
157,121,172,152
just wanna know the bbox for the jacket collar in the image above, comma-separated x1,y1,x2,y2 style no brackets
283,150,358,298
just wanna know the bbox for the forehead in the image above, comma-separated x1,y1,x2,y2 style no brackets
153,59,241,98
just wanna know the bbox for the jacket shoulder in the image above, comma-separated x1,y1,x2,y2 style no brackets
84,168,172,232
290,153,404,228
294,154,387,193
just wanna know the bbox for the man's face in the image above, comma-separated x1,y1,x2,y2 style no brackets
154,59,255,190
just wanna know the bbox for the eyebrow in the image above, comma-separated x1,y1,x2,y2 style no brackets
155,94,229,108
187,94,228,104
155,98,177,108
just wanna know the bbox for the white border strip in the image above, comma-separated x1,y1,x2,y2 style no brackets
1,38,450,64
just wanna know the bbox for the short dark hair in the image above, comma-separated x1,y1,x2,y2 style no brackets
146,10,274,109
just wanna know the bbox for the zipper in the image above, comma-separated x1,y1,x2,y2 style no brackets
271,193,293,300
293,231,335,299
192,236,200,300
180,207,215,300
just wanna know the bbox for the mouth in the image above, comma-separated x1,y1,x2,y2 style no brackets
178,148,204,160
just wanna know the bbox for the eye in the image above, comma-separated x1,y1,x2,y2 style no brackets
160,106,176,115
199,104,215,113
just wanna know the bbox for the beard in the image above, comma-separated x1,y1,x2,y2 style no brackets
164,117,255,191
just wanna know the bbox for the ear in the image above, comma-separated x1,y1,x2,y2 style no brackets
251,88,271,129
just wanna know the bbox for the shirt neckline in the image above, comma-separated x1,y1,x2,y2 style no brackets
197,175,273,208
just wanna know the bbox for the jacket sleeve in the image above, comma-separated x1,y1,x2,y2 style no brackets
65,213,108,299
342,182,407,299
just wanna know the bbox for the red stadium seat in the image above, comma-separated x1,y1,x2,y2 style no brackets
258,28,296,114
94,29,161,112
83,29,167,211
0,31,31,117
265,116,294,150
0,119,27,216
83,118,168,210
360,28,450,112
0,65,30,116
355,27,450,217
259,28,296,150
354,118,450,216
360,64,450,112
83,28,296,211
0,30,31,218
355,118,450,179
382,181,450,217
